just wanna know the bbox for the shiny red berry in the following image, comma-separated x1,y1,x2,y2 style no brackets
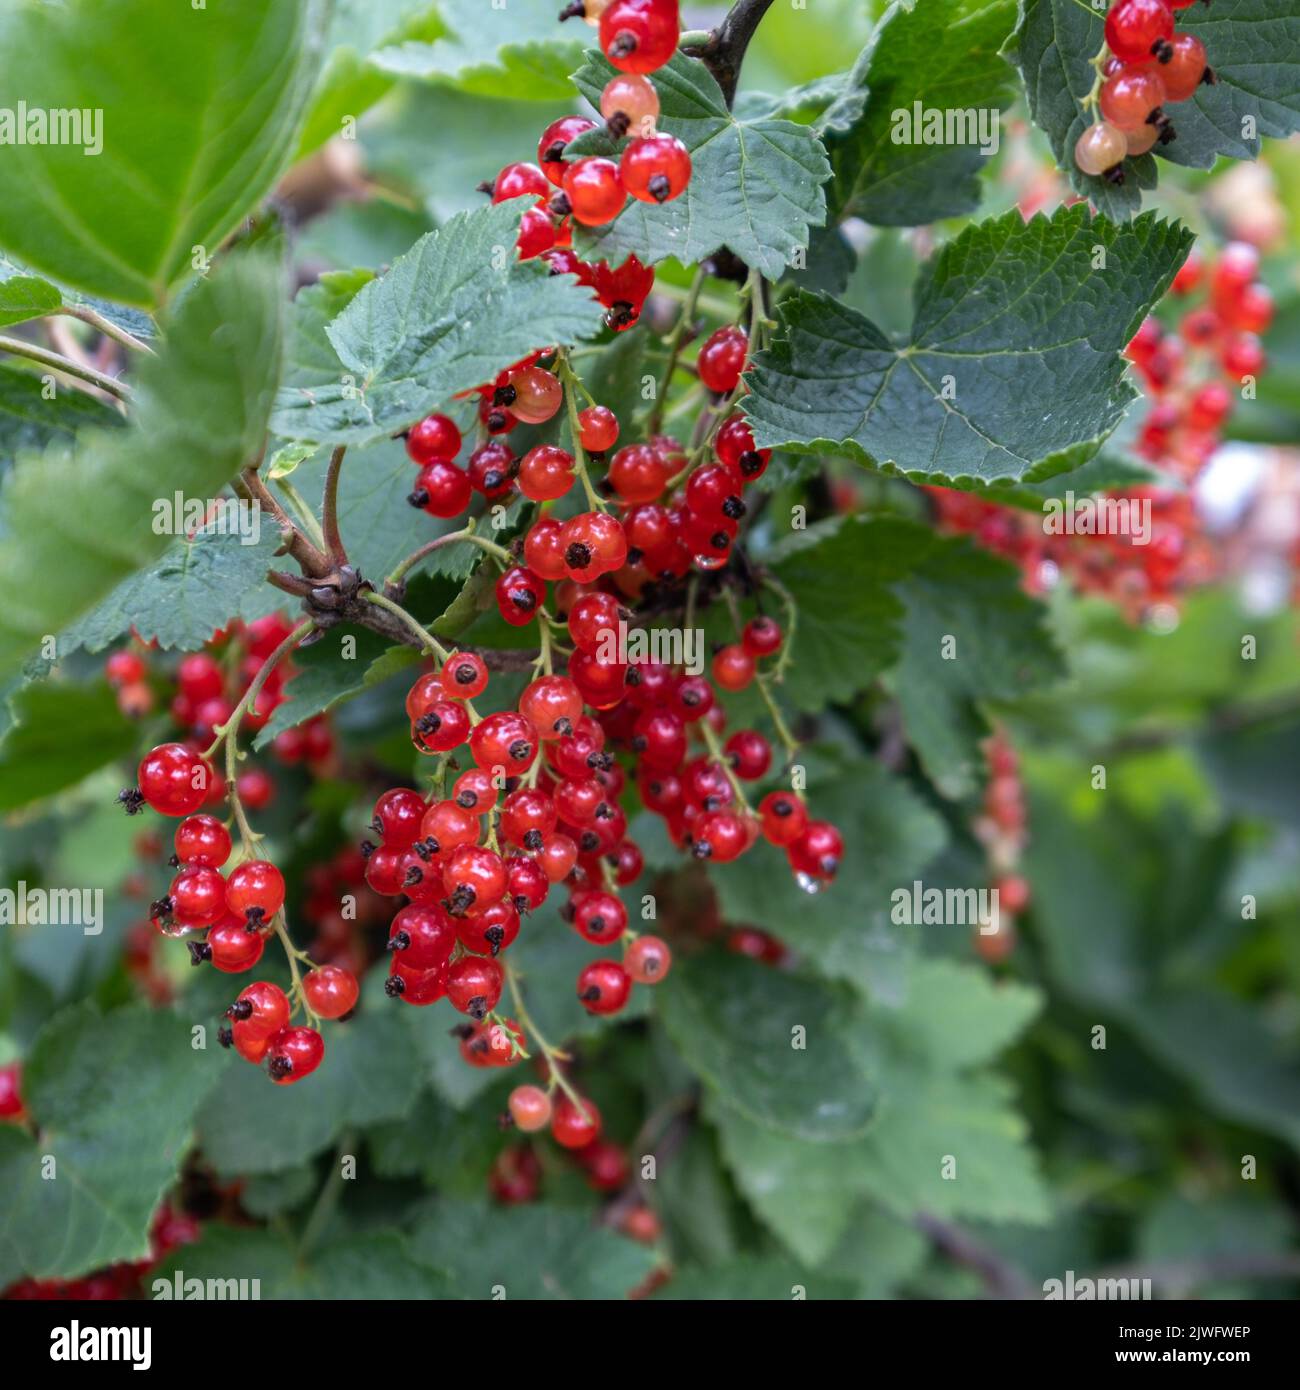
302,965,359,1019
174,814,231,868
619,133,691,204
266,1026,325,1085
697,325,748,394
136,743,213,817
406,413,462,465
578,959,631,1015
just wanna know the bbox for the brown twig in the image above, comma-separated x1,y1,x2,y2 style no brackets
686,0,778,107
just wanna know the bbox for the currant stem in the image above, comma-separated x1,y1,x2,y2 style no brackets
699,715,753,815
1082,43,1112,113
363,590,452,663
362,590,483,724
504,961,587,1112
321,445,348,564
0,332,133,401
555,350,608,514
276,478,328,555
760,573,798,682
204,616,314,765
385,521,513,590
56,304,154,355
297,1130,354,1257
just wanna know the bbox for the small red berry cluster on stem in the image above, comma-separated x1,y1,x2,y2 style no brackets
971,732,1030,965
1075,0,1215,185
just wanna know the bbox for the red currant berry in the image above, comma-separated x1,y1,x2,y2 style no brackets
411,460,472,518
741,615,782,658
560,510,628,582
496,566,547,627
715,413,770,479
443,844,509,916
170,866,228,928
619,133,691,204
413,698,471,755
1221,333,1264,381
519,675,584,740
525,517,568,582
1104,0,1174,66
1073,120,1127,177
491,160,549,204
573,888,628,944
457,898,521,956
624,933,671,984
105,648,147,685
538,115,598,186
446,955,504,1019
712,643,755,692
509,1084,552,1132
1160,33,1209,103
551,1093,602,1148
388,903,457,970
516,205,559,260
470,711,540,774
302,965,359,1019
1098,69,1167,133
228,980,290,1039
725,728,772,780
569,649,628,710
759,790,808,846
509,367,564,425
568,591,624,652
207,918,266,973
539,832,579,882
600,72,660,136
266,1026,325,1085
387,957,448,1006
224,859,285,925
440,651,489,700
518,444,575,501
578,405,619,452
578,959,631,1015
789,819,844,884
452,768,497,816
178,652,223,703
174,814,232,868
1187,381,1233,431
693,809,749,863
562,157,626,226
422,798,481,852
609,443,669,503
406,413,462,465
365,844,406,897
466,441,516,500
372,788,427,847
136,743,214,817
508,853,550,913
599,0,680,75
0,1062,25,1120
235,767,274,811
697,325,748,394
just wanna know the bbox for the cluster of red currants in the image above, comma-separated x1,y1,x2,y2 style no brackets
120,734,358,1085
971,732,1031,965
1075,0,1213,184
1128,240,1271,477
104,613,333,804
471,0,688,310
927,484,1210,620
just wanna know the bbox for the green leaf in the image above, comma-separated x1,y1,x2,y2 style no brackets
407,1197,656,1299
62,529,283,658
0,268,61,329
0,250,284,683
892,957,1042,1072
853,1068,1050,1224
0,363,123,470
194,970,420,1175
0,1005,226,1284
0,681,136,812
0,0,325,306
151,1227,452,1299
296,0,442,159
1008,0,1300,218
372,0,587,101
568,52,831,280
892,535,1064,797
824,0,1020,226
270,200,605,444
253,627,412,749
767,515,926,710
658,953,877,1141
742,205,1194,486
706,758,947,998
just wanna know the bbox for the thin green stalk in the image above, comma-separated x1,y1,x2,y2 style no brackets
0,332,132,400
